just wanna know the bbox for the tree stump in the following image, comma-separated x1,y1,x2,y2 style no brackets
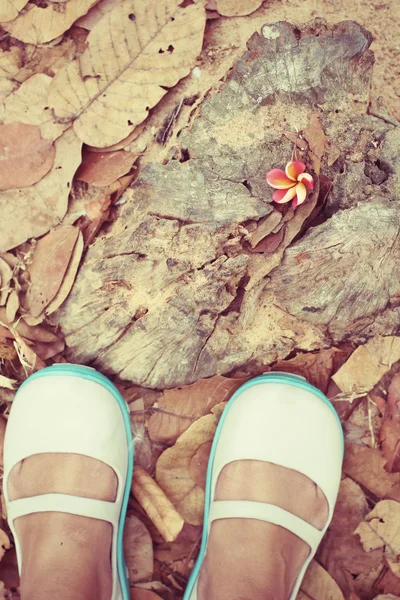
54,20,400,388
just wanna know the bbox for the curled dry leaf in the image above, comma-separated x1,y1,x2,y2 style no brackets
76,149,136,187
0,0,29,22
0,123,55,191
355,500,400,578
5,290,19,323
0,127,82,252
0,258,12,305
380,374,400,474
148,375,247,444
212,0,263,17
0,530,10,561
76,0,124,30
2,74,68,141
123,514,153,584
299,559,345,600
49,0,206,147
156,413,218,526
3,0,100,44
26,226,80,318
333,336,400,394
0,375,17,390
131,466,184,542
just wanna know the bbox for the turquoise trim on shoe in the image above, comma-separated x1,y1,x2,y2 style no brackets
18,364,134,600
182,372,344,600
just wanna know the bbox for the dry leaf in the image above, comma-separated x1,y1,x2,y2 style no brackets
0,0,29,22
247,210,282,248
0,47,21,105
75,0,124,30
2,74,68,141
271,347,351,394
381,374,400,474
156,413,218,525
76,150,136,187
5,290,19,323
333,337,400,394
213,0,263,17
130,590,162,600
374,595,400,599
300,559,345,600
0,375,17,390
375,568,400,598
0,127,82,252
26,227,80,318
45,231,84,316
0,530,10,561
123,514,153,584
3,0,100,44
0,417,6,468
0,123,55,191
131,466,184,542
355,500,400,578
303,112,327,176
0,258,12,305
148,375,247,444
318,478,383,597
49,0,206,147
343,443,400,502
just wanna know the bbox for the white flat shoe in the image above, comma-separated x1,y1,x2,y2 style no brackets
3,364,134,600
183,372,344,600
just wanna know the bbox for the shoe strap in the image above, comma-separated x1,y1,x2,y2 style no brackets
209,500,322,550
7,493,120,525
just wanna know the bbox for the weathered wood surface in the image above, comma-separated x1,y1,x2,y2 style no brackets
54,20,400,388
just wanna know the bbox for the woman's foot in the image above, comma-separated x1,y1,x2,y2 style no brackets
8,453,117,600
197,460,328,600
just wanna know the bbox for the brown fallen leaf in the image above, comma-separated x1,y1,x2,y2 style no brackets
212,0,263,17
318,477,383,597
0,258,12,306
247,227,285,254
76,0,124,30
0,530,10,562
343,443,400,502
3,0,100,44
271,346,352,394
247,210,282,248
375,568,400,598
0,0,28,22
0,123,55,191
333,337,400,395
299,559,345,600
130,590,162,600
123,514,154,584
303,112,327,176
0,47,21,105
156,412,219,525
76,149,136,187
49,0,206,147
45,231,84,317
380,374,400,473
0,127,82,252
2,74,68,141
26,227,80,318
148,375,247,444
355,500,400,578
131,466,184,543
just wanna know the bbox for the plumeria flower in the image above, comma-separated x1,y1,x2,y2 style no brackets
266,161,314,208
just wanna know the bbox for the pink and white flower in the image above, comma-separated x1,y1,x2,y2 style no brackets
266,161,314,208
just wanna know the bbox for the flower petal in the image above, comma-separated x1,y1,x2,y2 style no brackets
266,169,296,189
273,186,297,204
294,182,307,206
298,172,314,190
285,161,306,181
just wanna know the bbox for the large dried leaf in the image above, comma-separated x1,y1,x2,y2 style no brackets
333,337,400,394
299,559,345,600
0,123,55,191
355,500,400,578
148,375,247,444
123,514,153,584
212,0,262,17
156,412,218,525
0,0,28,23
343,443,400,502
26,227,80,318
0,127,82,251
381,374,400,474
76,149,136,186
49,0,206,147
45,232,84,317
318,477,383,597
2,74,68,141
2,0,100,44
131,466,184,542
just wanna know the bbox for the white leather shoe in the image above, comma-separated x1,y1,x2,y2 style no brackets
183,372,344,600
3,364,134,600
